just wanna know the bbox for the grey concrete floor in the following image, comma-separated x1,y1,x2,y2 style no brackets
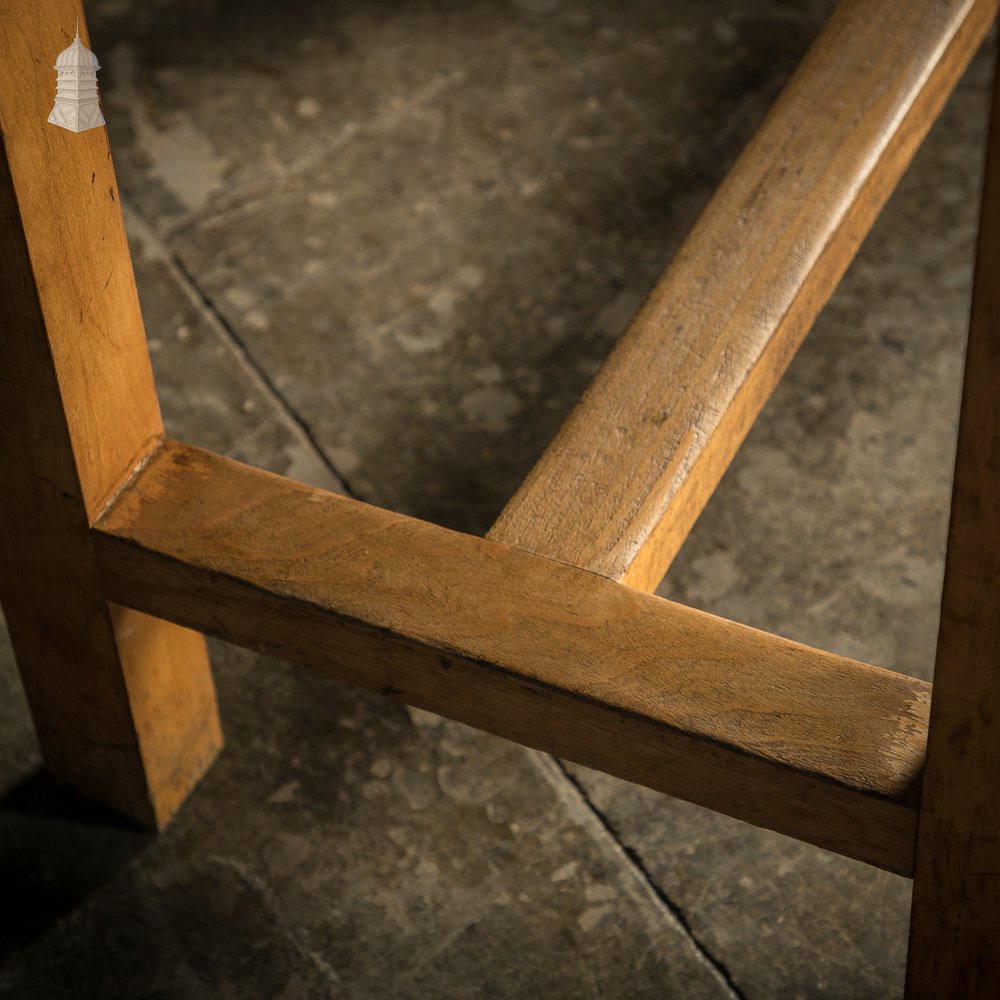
0,1,993,997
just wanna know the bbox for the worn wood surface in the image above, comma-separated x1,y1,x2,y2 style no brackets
489,0,999,593
95,440,929,874
0,1,221,827
905,46,1000,1000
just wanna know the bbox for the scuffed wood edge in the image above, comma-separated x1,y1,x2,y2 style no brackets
94,441,928,873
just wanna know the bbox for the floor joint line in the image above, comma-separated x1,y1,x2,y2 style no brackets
168,253,361,500
551,758,748,1000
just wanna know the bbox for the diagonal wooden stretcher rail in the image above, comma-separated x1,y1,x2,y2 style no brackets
1,0,999,996
489,0,998,593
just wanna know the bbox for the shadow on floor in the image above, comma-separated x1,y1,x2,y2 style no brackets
0,770,152,959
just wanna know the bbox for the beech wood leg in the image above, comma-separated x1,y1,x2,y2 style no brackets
904,43,1000,1000
0,1,221,828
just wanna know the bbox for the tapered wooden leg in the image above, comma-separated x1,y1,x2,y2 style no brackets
0,2,221,828
904,45,1000,1000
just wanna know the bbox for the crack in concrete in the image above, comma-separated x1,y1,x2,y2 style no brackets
168,254,358,498
549,758,749,1000
124,200,356,499
127,209,357,498
122,201,355,500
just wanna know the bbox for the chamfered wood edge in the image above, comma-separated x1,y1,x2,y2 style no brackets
489,0,999,594
93,440,928,875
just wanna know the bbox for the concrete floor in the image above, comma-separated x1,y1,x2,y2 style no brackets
0,1,992,996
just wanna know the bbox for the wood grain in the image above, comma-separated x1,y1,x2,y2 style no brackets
489,0,999,593
905,46,1000,1000
0,1,220,827
95,440,929,874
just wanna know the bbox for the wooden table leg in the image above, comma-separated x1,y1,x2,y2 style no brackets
0,2,221,828
905,42,1000,1000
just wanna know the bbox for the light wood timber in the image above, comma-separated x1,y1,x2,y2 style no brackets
489,0,999,594
0,1,221,827
904,46,1000,1000
94,440,928,875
